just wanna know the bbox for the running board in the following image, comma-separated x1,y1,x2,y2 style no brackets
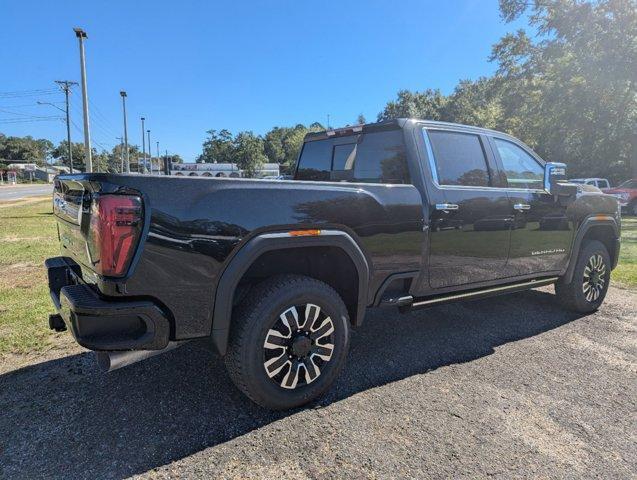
396,277,559,311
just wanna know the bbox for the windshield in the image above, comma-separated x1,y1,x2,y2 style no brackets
618,180,636,188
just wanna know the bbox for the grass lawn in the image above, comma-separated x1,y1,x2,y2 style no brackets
0,198,636,356
614,216,637,286
0,198,59,355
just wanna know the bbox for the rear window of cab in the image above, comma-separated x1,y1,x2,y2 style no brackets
296,130,411,184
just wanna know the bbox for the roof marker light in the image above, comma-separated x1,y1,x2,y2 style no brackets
289,229,322,237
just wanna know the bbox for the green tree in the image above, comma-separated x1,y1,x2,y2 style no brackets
377,89,448,122
264,127,290,165
491,0,637,181
106,144,144,173
165,154,183,164
357,113,367,125
0,134,52,165
198,129,234,163
263,123,324,173
51,141,86,171
233,131,267,177
443,77,503,130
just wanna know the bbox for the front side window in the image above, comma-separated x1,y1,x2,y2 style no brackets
427,130,491,187
493,138,544,190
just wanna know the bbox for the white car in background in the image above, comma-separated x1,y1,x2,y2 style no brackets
569,178,611,189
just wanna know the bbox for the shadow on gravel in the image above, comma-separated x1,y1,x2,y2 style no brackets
0,289,584,479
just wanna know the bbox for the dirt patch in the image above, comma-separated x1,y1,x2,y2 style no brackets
1,235,48,243
0,196,50,208
0,339,84,375
0,262,43,289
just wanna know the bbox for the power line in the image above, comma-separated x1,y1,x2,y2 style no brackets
71,94,118,139
88,98,119,134
0,101,64,108
69,96,115,150
0,88,58,95
0,107,60,118
68,116,111,151
0,89,59,99
0,116,63,124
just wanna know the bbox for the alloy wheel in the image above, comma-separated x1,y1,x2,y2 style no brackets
583,254,606,302
262,304,335,390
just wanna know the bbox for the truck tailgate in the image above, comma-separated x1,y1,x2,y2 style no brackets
53,178,92,271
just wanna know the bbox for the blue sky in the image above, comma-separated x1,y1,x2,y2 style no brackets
1,1,526,162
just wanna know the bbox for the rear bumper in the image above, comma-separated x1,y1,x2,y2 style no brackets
45,256,171,351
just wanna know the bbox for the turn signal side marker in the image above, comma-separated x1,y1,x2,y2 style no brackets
289,229,322,237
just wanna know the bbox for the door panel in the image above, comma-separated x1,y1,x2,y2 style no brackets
429,189,512,288
489,136,574,275
420,128,512,290
506,191,573,275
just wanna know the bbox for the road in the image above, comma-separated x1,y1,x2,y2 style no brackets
0,184,52,201
0,286,635,479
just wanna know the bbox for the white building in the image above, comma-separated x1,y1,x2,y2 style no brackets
170,162,280,178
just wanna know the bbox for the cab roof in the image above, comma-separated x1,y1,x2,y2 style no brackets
303,118,515,142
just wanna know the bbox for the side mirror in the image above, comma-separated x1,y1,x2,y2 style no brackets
544,162,578,198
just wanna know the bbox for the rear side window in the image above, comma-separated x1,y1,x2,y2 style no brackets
354,130,410,184
295,140,331,181
493,138,544,190
296,130,410,184
427,130,491,187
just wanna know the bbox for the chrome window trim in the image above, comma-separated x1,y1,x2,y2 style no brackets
421,127,547,194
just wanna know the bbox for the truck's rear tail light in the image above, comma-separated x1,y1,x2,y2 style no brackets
87,194,143,277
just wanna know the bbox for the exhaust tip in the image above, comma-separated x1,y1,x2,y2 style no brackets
48,314,67,332
95,341,187,372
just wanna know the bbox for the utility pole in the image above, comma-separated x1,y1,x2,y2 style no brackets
140,117,146,174
120,91,130,173
147,130,152,174
73,28,92,172
156,141,160,175
327,114,331,129
116,137,124,173
54,80,78,173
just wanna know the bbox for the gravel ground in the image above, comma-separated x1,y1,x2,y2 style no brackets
1,286,635,479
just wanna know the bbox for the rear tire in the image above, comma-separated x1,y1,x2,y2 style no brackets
555,240,610,313
224,274,350,410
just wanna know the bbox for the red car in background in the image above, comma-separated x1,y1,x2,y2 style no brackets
603,179,637,216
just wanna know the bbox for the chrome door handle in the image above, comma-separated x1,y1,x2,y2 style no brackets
513,203,531,211
435,203,459,212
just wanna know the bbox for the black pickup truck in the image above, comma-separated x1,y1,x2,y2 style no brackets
46,119,621,409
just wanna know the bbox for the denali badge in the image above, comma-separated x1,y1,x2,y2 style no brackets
531,248,566,256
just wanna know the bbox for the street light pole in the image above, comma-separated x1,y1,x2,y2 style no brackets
54,80,78,173
120,91,130,173
73,28,92,173
140,117,146,174
147,130,152,174
116,137,124,173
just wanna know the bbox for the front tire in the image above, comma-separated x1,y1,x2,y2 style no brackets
555,240,611,313
224,275,350,410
